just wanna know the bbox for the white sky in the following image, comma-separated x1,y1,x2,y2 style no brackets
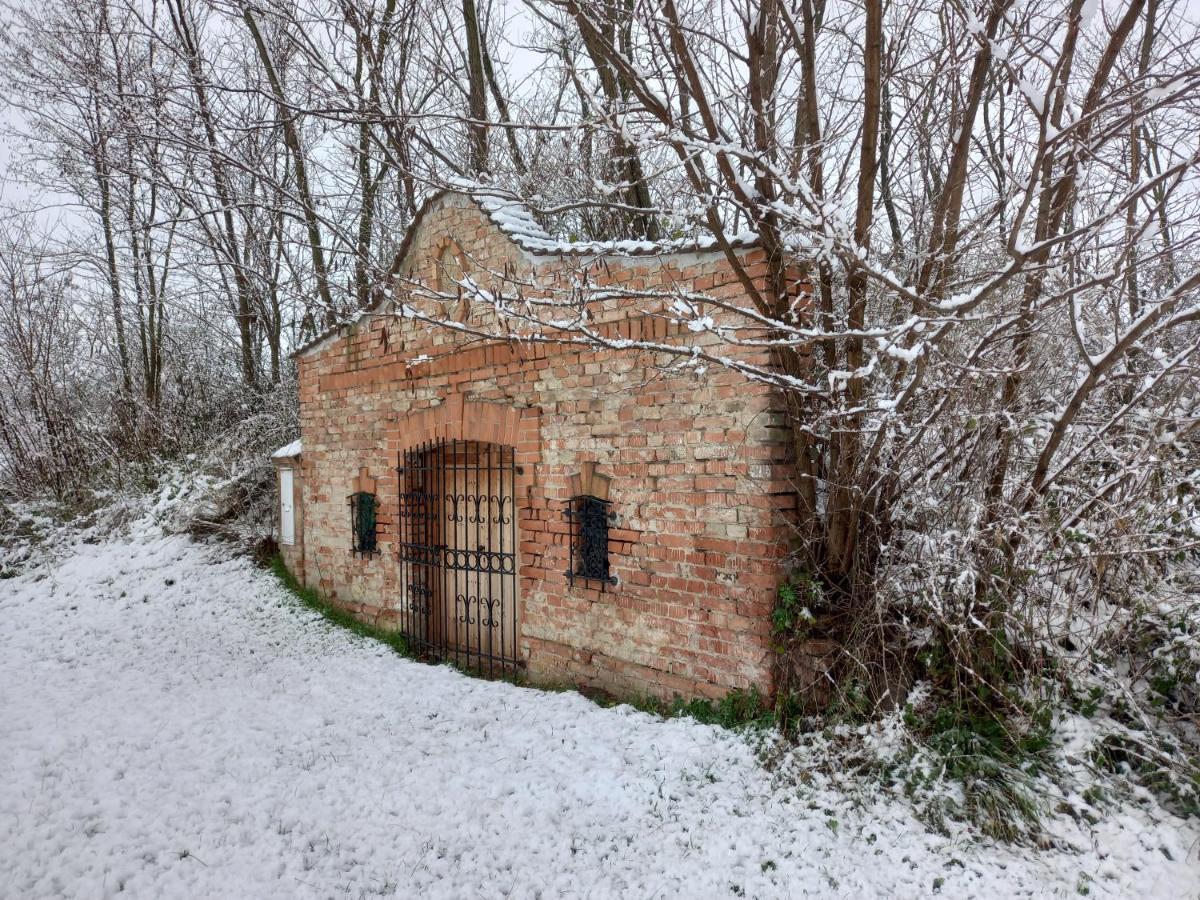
2,0,1198,235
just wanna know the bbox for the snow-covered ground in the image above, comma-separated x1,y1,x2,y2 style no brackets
1,530,1197,899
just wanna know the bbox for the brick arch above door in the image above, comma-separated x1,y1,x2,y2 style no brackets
392,395,537,449
386,395,545,594
387,396,543,503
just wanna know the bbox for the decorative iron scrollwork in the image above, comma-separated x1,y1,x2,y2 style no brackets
407,581,433,617
396,437,521,676
566,495,616,587
456,593,476,625
455,593,506,628
468,491,486,524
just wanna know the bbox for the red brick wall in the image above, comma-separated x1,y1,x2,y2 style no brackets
293,193,799,701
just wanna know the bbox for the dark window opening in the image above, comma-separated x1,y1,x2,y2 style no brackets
350,491,378,557
566,495,615,587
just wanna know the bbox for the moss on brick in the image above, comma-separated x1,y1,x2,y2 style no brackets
289,192,795,703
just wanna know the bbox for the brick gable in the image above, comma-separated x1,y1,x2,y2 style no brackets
287,192,801,701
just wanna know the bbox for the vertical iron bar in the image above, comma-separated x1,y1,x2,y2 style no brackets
413,446,419,649
446,437,454,665
409,444,414,650
411,443,417,652
429,442,434,651
416,443,422,651
452,437,461,669
454,438,459,664
394,435,519,673
506,444,513,674
460,439,467,670
403,448,410,647
428,438,439,660
403,451,408,648
405,446,410,649
507,444,515,675
430,437,437,658
474,441,482,674
409,447,412,646
421,440,430,654
407,448,413,648
486,442,494,678
437,437,444,659
421,439,428,655
429,439,435,654
475,444,480,676
415,444,420,650
417,441,424,653
497,443,504,675
465,440,472,671
443,437,449,665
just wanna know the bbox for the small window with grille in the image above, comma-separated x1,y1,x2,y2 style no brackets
566,495,614,586
349,491,378,557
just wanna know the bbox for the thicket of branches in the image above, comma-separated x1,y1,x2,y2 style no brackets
1,0,1198,804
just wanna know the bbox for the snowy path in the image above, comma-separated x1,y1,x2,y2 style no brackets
1,533,1196,899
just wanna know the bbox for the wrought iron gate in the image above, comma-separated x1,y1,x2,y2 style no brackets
396,438,520,675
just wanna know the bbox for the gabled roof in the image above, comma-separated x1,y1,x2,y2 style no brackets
293,185,759,358
396,183,759,261
464,186,759,257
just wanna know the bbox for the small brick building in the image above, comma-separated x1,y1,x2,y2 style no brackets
275,189,803,701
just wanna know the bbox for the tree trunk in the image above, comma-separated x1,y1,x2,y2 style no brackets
94,144,134,403
167,0,258,389
825,0,882,578
244,9,336,319
461,0,489,175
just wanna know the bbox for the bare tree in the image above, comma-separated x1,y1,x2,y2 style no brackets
0,0,1197,765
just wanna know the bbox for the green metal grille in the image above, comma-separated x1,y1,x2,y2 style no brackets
350,491,378,557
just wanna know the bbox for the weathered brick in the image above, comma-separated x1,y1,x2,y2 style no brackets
282,191,808,703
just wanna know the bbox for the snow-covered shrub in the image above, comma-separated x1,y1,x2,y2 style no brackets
135,378,298,542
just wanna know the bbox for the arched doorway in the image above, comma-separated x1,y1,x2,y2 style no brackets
397,438,519,675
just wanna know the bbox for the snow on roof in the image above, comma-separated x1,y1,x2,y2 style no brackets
469,190,556,246
271,439,302,459
454,179,759,257
292,185,762,358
